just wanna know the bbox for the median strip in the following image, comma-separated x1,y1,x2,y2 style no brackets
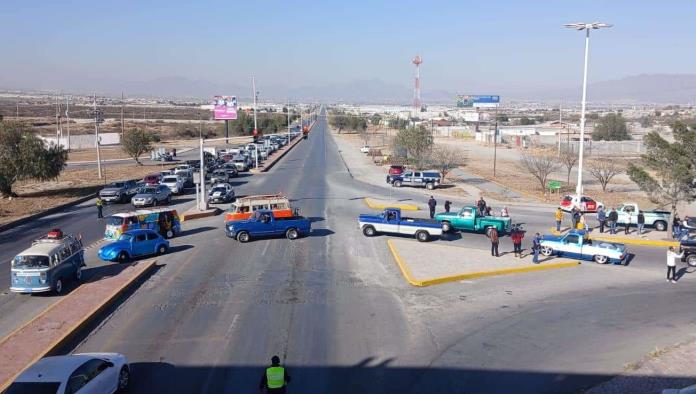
364,198,420,211
0,259,157,392
387,239,580,287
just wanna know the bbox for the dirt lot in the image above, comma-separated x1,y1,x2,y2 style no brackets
0,164,174,226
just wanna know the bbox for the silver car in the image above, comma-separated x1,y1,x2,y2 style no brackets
132,185,172,207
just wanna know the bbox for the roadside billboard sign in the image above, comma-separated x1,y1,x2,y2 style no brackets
212,95,238,120
456,95,500,108
462,112,480,122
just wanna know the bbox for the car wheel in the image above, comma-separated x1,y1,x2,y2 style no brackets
74,266,82,281
415,230,430,242
394,181,402,188
54,278,63,295
426,183,434,190
362,225,376,237
594,255,609,264
237,231,250,243
165,229,174,239
117,366,130,392
152,200,157,207
654,220,667,232
687,254,696,268
442,222,452,233
540,246,553,257
158,244,168,255
117,252,129,263
286,228,299,240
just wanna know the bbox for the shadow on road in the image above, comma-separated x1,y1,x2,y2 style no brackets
676,266,696,281
168,244,195,254
178,226,216,237
310,228,334,237
308,217,325,223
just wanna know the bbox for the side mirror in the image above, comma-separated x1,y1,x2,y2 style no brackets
105,361,114,368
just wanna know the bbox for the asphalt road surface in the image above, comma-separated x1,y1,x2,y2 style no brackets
2,109,693,393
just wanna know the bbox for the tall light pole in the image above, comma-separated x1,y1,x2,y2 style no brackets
564,22,611,200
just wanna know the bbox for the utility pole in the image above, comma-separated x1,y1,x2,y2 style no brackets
493,103,499,177
120,91,125,139
287,98,291,142
252,76,258,138
16,96,19,119
557,103,562,157
66,96,71,151
93,93,103,179
55,94,60,138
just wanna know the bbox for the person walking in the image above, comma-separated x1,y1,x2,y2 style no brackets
597,206,606,234
555,208,563,232
511,227,524,258
666,246,683,284
444,200,451,213
428,196,437,219
259,355,291,393
532,233,542,264
96,196,104,219
637,211,645,235
488,227,500,257
608,208,619,234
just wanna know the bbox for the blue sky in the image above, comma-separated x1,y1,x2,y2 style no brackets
1,1,694,92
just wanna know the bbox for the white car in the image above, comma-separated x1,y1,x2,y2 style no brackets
539,230,627,265
360,145,371,153
160,175,184,195
174,164,191,174
7,353,130,394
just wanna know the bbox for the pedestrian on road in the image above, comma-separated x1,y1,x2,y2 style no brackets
500,206,509,217
555,208,563,232
532,233,542,264
259,355,291,394
571,207,580,230
477,197,487,216
428,196,437,219
444,200,451,213
673,213,682,239
488,227,500,257
666,246,683,284
96,197,104,219
597,206,606,234
578,213,586,231
637,211,645,235
511,227,524,258
608,208,619,234
624,215,631,235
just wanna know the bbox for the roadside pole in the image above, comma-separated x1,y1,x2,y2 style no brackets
199,137,207,210
287,99,290,143
493,103,498,177
225,120,229,144
65,96,70,151
93,93,102,180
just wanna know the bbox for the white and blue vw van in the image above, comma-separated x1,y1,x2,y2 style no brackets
10,229,85,295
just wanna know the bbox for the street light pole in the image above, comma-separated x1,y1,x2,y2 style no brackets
565,22,611,200
93,93,103,179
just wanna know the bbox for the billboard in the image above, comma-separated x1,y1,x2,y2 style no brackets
456,95,500,108
213,95,238,120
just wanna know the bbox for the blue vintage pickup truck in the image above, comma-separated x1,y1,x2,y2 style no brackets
358,208,443,242
225,209,311,242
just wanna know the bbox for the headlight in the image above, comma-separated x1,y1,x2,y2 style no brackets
40,272,47,284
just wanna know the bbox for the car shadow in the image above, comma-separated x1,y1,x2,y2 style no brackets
310,228,334,237
439,232,462,241
178,226,216,237
675,266,696,281
623,253,637,267
167,244,195,254
308,217,325,223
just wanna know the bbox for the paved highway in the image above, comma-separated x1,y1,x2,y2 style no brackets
62,111,694,393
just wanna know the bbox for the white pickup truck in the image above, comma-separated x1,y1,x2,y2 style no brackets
615,202,671,231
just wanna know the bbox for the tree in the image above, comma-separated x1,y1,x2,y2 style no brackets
593,113,630,141
559,146,578,185
520,150,559,192
627,122,696,233
429,145,467,183
388,118,410,130
639,116,653,128
370,114,382,126
394,125,433,169
520,117,536,125
0,121,67,197
588,159,619,192
122,127,155,165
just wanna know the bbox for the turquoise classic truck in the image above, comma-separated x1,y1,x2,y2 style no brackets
435,206,511,234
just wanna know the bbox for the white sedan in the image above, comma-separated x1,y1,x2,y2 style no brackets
7,353,130,394
360,145,371,153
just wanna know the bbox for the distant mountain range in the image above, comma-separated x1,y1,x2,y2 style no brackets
2,74,696,104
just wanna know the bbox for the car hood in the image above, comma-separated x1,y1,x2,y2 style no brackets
133,193,156,199
434,212,457,219
101,187,124,193
99,241,129,254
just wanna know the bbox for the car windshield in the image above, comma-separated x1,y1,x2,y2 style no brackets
6,382,61,394
119,233,134,242
163,177,178,183
106,216,124,226
12,255,50,269
141,187,157,194
108,182,124,188
212,187,227,193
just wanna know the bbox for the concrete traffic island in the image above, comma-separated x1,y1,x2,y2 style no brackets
364,197,420,211
387,239,580,287
180,206,222,221
0,259,158,391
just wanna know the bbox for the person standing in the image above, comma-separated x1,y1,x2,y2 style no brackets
673,213,682,239
578,213,586,231
444,200,451,213
597,206,606,234
500,206,509,217
477,197,487,216
488,227,500,257
428,196,437,219
532,233,542,264
555,208,563,232
637,211,645,235
608,208,619,234
666,246,683,283
259,355,291,393
624,214,631,235
511,227,524,258
571,207,579,230
96,196,104,219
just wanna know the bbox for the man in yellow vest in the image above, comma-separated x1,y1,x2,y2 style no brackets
259,355,291,393
96,196,104,219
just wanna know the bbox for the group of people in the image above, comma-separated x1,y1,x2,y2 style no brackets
426,196,510,220
486,226,543,263
555,206,648,236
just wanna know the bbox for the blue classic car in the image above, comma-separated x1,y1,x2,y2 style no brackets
539,230,627,264
225,210,311,243
98,229,169,263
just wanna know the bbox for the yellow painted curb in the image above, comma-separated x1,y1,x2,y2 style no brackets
0,259,157,392
364,198,419,211
387,239,580,287
547,227,679,247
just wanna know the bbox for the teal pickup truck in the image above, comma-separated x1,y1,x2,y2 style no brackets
435,206,511,234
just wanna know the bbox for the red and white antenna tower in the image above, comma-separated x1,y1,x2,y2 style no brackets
412,55,422,115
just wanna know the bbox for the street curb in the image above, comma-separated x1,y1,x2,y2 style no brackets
0,259,158,392
364,198,420,211
0,193,97,233
387,239,580,287
181,208,222,222
258,121,316,173
548,227,679,247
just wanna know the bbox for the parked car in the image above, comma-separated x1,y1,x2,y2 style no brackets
360,145,371,153
142,174,161,186
176,169,194,187
680,238,696,267
614,202,671,231
131,185,172,207
160,175,184,195
559,195,604,213
390,170,441,190
539,230,627,264
435,205,511,234
174,164,192,173
209,169,231,184
6,353,130,394
98,229,169,263
385,165,406,184
208,183,235,204
232,156,250,172
99,180,138,203
358,208,442,242
225,210,311,242
160,170,174,178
